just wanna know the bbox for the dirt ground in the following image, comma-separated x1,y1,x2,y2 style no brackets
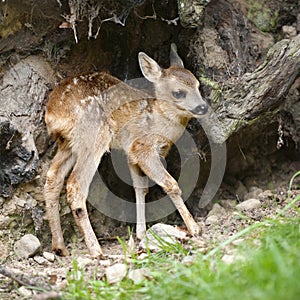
0,159,299,300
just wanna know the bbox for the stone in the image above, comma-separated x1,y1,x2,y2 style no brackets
222,253,244,265
14,234,41,259
258,190,273,200
222,254,236,265
282,25,297,38
105,263,127,284
244,188,263,201
182,256,195,265
99,259,111,267
232,238,245,246
236,199,261,211
0,242,9,260
0,215,10,229
77,255,94,268
205,215,220,226
137,253,148,260
219,200,236,209
34,256,48,265
128,268,150,284
43,251,55,262
18,286,32,297
15,198,26,207
207,203,226,217
139,223,188,251
235,181,248,201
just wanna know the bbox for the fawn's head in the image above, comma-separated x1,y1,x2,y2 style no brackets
138,44,208,117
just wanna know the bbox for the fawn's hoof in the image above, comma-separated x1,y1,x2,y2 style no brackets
53,246,70,257
88,244,104,259
89,250,104,259
136,225,146,240
188,223,201,236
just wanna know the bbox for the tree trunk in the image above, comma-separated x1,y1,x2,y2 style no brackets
202,35,300,144
0,0,299,238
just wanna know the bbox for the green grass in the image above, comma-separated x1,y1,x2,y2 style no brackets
148,219,300,300
62,173,300,300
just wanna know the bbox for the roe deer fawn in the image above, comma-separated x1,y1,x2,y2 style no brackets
44,44,208,257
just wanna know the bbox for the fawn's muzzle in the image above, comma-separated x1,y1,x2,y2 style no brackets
191,104,208,115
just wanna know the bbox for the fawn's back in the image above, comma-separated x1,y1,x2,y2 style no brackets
46,67,207,154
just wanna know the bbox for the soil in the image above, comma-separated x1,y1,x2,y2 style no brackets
0,159,299,300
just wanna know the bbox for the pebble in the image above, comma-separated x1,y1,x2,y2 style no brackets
244,188,263,201
18,286,32,297
15,198,26,207
235,181,248,201
139,223,187,251
0,216,10,229
182,255,195,265
207,203,226,217
128,268,150,284
14,234,41,259
137,253,148,260
282,25,297,38
219,199,236,209
232,238,245,246
222,254,236,265
99,259,111,267
105,263,127,284
222,253,244,265
77,256,94,268
43,251,55,262
205,215,220,226
0,243,8,260
236,199,261,211
34,256,48,265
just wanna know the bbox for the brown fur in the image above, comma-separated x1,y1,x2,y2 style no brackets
44,46,208,257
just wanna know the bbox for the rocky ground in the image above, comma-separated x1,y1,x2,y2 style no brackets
0,159,299,300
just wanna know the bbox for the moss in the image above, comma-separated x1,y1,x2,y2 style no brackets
0,5,23,38
199,76,222,106
247,1,278,33
177,0,210,28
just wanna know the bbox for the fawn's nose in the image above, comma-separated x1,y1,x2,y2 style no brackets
191,104,208,115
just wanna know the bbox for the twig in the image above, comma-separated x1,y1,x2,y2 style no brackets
0,264,51,292
0,264,34,287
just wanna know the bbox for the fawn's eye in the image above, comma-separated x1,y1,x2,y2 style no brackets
172,90,186,99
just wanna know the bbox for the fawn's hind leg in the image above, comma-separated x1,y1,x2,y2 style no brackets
66,137,110,258
129,141,200,236
129,163,148,239
44,146,75,256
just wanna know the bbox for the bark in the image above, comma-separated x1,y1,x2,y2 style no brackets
0,56,55,197
0,0,299,235
202,35,300,144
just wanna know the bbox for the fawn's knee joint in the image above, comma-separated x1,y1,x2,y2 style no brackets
164,180,181,195
75,207,84,218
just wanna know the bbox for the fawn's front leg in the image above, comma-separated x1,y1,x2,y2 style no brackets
128,163,148,239
129,140,200,236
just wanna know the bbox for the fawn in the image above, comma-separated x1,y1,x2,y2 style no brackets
44,44,208,257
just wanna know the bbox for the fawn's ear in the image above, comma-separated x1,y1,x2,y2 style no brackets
170,43,184,68
138,52,162,83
